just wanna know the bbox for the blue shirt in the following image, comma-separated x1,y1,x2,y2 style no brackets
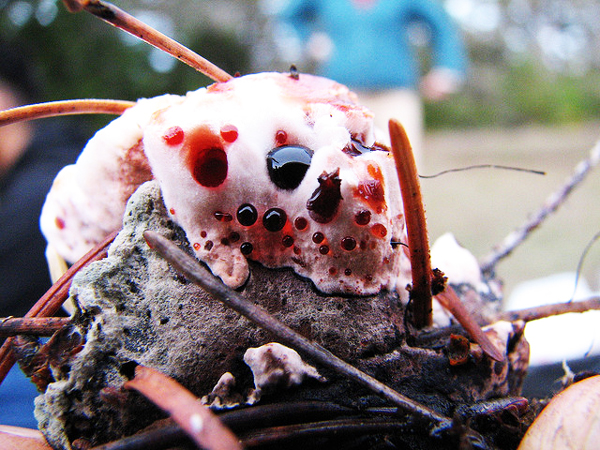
280,0,467,90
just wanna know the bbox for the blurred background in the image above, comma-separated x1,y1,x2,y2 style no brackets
1,0,599,358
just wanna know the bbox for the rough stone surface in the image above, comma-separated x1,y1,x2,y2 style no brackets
33,181,529,449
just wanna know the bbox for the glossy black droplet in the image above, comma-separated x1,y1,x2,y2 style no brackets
267,145,313,190
240,242,253,255
237,203,258,226
262,208,287,232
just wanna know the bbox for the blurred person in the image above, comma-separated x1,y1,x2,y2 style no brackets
0,41,85,427
275,0,467,165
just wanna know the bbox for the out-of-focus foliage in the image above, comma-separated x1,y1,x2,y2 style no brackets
426,58,600,128
0,0,250,130
1,0,600,130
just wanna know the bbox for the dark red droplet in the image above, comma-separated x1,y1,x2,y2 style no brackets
193,243,201,250
214,211,233,222
344,268,352,276
312,232,324,244
282,235,294,247
293,246,302,255
262,208,287,232
55,217,66,230
355,210,371,225
237,204,258,226
319,245,329,255
229,232,240,243
329,267,337,276
371,223,388,238
169,208,176,215
341,236,356,251
162,126,184,146
200,231,207,238
307,169,342,224
220,124,239,143
294,217,308,231
342,138,371,156
204,241,214,251
192,148,228,187
240,242,253,255
221,237,230,246
275,130,288,145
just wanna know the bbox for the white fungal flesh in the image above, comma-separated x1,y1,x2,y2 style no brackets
243,342,325,397
41,72,408,296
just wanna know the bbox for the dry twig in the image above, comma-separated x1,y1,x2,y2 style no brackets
499,296,600,323
480,137,600,273
62,0,233,82
0,318,70,338
0,100,134,127
125,365,242,450
388,119,433,328
0,231,118,385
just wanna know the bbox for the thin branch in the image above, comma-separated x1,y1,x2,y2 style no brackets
62,0,233,82
240,417,413,447
498,296,600,323
143,230,452,428
0,99,135,127
388,119,433,328
480,137,600,273
0,317,70,338
435,287,503,361
124,365,242,450
0,231,118,385
419,164,545,179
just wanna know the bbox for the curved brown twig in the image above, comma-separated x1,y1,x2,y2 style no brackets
0,318,70,338
499,296,600,323
388,119,433,328
0,231,118,385
0,99,135,127
124,365,242,450
62,0,233,83
480,137,600,273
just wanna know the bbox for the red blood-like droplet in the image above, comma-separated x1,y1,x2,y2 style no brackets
193,243,201,250
307,169,342,224
220,124,239,143
319,245,329,255
294,217,308,230
371,223,388,238
282,235,294,247
192,148,228,187
162,126,184,146
312,232,324,244
214,211,233,222
275,130,288,145
355,210,371,225
341,236,357,251
55,217,66,230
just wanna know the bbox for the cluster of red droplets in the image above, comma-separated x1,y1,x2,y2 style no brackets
162,123,390,285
